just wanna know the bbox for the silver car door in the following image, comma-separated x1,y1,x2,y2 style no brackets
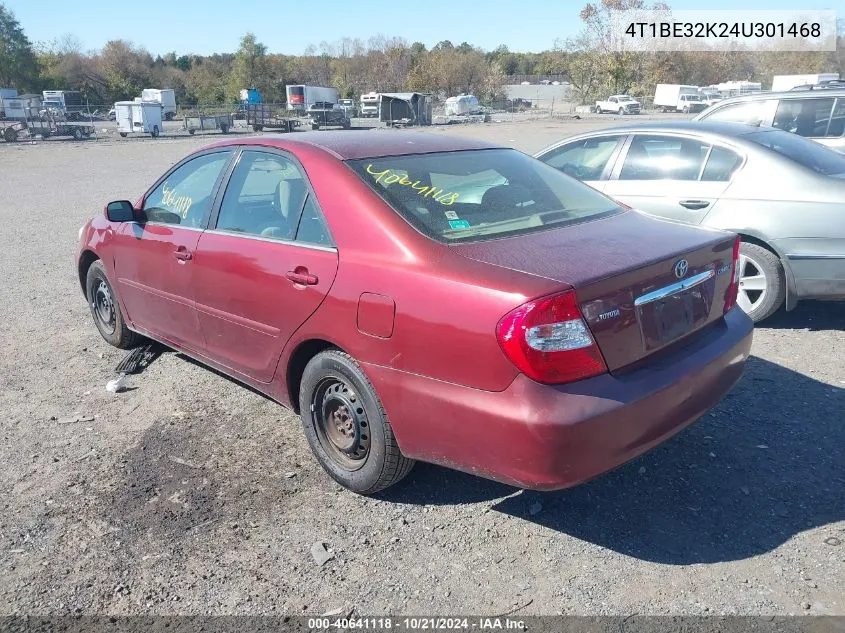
602,134,737,224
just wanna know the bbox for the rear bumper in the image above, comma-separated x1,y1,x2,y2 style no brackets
364,308,753,490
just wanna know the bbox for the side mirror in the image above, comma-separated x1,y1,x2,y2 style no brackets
105,200,135,222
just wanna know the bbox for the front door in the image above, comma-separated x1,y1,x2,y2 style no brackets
192,149,339,382
603,134,740,224
112,150,233,352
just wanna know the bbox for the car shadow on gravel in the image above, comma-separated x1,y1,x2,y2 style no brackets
385,355,845,565
759,300,844,331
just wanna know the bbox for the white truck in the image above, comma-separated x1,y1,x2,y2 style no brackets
654,84,707,113
285,85,339,112
594,95,641,115
141,88,177,120
360,92,380,117
771,73,840,91
41,90,85,119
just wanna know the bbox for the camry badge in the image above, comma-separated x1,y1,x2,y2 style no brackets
674,259,689,279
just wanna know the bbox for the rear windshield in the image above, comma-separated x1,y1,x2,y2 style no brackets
744,130,845,176
347,149,621,243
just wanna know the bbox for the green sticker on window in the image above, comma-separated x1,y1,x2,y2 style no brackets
448,219,471,230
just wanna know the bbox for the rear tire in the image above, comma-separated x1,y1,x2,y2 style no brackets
299,350,415,494
86,260,142,349
736,242,785,323
119,132,128,137
151,125,160,138
72,127,83,140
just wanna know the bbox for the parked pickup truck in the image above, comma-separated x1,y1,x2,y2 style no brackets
594,95,641,115
308,102,351,130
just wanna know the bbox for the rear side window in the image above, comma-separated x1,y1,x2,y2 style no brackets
703,100,773,125
619,135,709,181
745,130,845,176
542,136,623,181
216,151,306,240
701,146,743,181
347,149,620,243
773,98,835,137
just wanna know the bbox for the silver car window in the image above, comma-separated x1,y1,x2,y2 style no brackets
773,98,835,138
619,135,709,181
542,136,624,181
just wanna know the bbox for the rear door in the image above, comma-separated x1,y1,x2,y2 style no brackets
603,134,741,224
191,148,339,382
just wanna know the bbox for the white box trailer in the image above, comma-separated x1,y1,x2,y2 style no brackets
654,84,705,112
285,85,339,111
2,94,42,120
115,100,163,137
771,73,840,91
444,94,481,116
141,88,177,119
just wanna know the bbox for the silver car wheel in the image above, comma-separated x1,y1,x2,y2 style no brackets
736,252,768,313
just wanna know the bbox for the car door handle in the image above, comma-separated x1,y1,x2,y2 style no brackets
679,199,710,210
286,269,318,286
173,248,192,261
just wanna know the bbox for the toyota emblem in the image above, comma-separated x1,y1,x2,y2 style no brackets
674,259,689,279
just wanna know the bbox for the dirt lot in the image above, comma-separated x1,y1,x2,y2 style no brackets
0,119,843,617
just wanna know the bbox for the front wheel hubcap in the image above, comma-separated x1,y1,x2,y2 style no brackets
736,253,768,314
93,280,116,334
313,378,370,470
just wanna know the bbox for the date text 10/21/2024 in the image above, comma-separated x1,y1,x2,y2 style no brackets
307,617,526,630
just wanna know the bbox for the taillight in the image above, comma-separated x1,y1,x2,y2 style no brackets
496,290,607,385
724,236,741,313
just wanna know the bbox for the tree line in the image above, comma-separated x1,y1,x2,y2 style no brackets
2,0,844,108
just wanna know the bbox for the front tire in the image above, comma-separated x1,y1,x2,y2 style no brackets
618,107,625,115
299,350,415,494
86,260,142,349
736,242,785,323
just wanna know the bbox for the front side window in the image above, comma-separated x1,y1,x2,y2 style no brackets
216,151,307,240
143,151,231,227
619,135,709,181
702,100,773,125
541,135,623,181
347,149,620,243
772,98,835,137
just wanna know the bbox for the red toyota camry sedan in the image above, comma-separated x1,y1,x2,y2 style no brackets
76,132,753,494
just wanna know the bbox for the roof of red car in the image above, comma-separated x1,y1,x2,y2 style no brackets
208,130,507,160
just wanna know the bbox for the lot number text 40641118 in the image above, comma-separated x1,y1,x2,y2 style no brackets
307,617,527,630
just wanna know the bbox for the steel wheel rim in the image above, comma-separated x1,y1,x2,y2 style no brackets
736,253,768,313
93,280,116,334
312,377,370,471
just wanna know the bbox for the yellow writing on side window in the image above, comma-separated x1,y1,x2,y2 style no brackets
161,182,193,218
365,164,459,206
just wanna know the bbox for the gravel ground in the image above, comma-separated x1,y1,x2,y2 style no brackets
0,119,843,617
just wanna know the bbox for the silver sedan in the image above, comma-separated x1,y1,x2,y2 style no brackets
536,121,845,322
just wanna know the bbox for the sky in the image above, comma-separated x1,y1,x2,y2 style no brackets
5,0,842,56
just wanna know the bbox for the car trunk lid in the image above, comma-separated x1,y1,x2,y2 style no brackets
451,211,737,373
